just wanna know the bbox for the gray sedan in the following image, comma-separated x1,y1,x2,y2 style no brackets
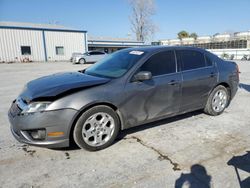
8,46,239,151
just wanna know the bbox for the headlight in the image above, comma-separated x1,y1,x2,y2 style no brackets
21,102,51,114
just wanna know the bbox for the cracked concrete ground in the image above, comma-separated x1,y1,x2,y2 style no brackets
0,61,249,188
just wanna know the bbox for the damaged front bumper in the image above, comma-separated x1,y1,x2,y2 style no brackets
8,100,78,148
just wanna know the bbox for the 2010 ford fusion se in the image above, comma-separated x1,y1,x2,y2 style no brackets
8,46,239,151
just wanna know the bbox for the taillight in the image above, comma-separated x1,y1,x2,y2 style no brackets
236,64,240,73
236,64,240,79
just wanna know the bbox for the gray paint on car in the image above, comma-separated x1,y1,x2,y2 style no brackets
8,46,239,148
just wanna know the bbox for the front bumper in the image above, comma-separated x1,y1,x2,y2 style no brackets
72,58,79,64
8,102,78,148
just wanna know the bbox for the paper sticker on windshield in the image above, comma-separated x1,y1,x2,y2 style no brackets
129,51,144,55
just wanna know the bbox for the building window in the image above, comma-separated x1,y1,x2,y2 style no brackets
56,46,64,55
21,46,31,55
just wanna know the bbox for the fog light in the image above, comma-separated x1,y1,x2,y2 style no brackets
29,129,46,140
47,132,64,137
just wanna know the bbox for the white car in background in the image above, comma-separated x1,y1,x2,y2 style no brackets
70,52,83,62
73,51,107,64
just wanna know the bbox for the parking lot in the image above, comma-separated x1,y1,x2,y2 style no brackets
0,61,249,188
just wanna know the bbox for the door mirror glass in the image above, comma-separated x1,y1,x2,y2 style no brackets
133,71,152,82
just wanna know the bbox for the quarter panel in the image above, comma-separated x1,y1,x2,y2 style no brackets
215,59,239,99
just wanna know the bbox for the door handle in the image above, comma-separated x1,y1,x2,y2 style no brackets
169,80,179,85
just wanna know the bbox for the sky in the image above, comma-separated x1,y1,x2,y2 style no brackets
1,0,250,41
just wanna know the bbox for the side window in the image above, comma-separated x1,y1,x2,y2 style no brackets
177,50,206,71
96,52,104,55
140,51,176,76
205,55,213,66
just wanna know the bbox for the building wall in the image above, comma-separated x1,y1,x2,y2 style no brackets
159,34,250,59
0,28,86,62
209,48,250,59
45,31,86,61
0,28,45,62
88,40,146,54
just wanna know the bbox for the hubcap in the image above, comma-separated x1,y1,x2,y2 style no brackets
82,112,115,147
212,89,227,112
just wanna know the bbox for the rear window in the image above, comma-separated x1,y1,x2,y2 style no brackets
89,51,104,55
177,50,206,71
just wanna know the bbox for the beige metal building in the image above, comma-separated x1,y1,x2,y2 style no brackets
0,22,87,62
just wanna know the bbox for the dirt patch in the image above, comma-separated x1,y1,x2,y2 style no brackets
65,152,70,159
21,145,36,157
124,136,181,171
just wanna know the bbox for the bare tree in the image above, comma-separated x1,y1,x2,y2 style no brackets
129,0,157,42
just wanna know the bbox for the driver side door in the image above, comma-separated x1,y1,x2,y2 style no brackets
122,50,182,128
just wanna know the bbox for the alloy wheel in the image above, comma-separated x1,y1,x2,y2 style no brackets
81,112,115,147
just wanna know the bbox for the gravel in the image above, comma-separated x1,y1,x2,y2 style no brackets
0,61,249,188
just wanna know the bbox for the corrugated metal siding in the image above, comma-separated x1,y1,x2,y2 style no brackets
0,28,45,62
45,31,85,61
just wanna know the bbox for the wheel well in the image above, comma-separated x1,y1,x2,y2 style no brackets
216,82,231,99
79,58,85,62
68,102,119,146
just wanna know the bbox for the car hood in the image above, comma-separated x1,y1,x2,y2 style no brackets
20,72,110,102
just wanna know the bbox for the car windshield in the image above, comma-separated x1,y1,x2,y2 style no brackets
85,49,146,78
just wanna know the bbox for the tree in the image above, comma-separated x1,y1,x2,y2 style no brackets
190,32,198,40
177,31,189,40
213,33,220,37
129,0,157,41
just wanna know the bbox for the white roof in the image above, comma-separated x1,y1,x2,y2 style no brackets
88,36,143,43
0,21,86,32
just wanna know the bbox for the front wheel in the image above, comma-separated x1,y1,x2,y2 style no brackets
204,85,230,116
73,105,120,151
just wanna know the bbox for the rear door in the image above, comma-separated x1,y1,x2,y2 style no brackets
123,50,182,126
176,49,217,112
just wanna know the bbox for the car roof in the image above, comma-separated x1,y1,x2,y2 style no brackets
128,46,207,53
88,51,105,53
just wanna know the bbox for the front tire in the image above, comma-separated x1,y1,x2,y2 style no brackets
73,105,120,151
204,85,230,116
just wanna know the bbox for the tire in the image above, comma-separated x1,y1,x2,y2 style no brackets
73,105,120,151
204,85,230,116
79,58,86,64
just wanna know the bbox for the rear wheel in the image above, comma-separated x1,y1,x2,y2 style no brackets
73,105,120,151
204,85,230,116
79,58,86,64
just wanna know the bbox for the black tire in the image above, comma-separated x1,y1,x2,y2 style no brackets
79,58,86,64
73,105,120,151
204,85,230,116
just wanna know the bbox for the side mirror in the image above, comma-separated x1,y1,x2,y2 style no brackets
133,71,152,82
